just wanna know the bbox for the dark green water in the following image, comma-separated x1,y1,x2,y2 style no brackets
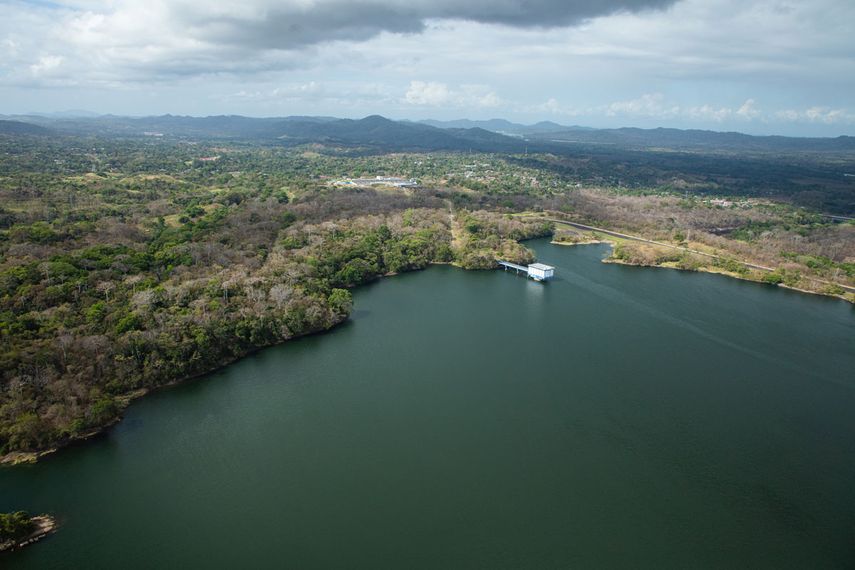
3,240,855,569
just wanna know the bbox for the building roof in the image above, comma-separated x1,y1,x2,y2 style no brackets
528,263,554,271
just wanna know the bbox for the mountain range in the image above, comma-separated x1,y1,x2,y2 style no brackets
2,113,853,154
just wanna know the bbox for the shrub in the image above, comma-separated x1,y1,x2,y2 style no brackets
328,289,353,317
115,313,143,334
763,272,784,285
86,302,108,324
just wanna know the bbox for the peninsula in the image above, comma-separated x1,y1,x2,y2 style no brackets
0,512,57,553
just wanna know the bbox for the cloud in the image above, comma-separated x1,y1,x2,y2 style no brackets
404,81,502,108
601,93,734,122
602,94,764,123
405,81,453,106
225,82,325,102
776,106,855,125
736,99,759,120
29,55,63,76
0,0,679,87
534,93,855,129
606,93,680,118
529,94,761,124
219,81,397,110
173,0,679,50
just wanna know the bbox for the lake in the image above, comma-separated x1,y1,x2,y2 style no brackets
2,239,854,568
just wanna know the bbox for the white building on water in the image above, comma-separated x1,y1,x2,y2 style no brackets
527,263,555,281
497,260,555,281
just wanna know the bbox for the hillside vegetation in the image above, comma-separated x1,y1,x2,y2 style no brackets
0,137,552,457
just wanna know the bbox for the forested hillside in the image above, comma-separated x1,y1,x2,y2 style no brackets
0,136,552,458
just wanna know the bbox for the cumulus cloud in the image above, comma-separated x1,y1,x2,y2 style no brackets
532,93,855,130
536,94,783,124
404,81,502,109
604,94,770,123
405,81,453,106
736,99,759,120
29,55,64,77
219,81,396,110
606,93,680,118
776,107,855,125
226,82,326,102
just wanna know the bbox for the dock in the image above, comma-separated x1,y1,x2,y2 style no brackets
498,261,555,281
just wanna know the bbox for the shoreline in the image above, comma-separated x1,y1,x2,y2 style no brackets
602,253,854,303
1,260,518,466
542,215,854,301
0,251,520,467
1,318,346,466
551,231,853,304
0,515,58,553
3,235,851,466
551,239,610,247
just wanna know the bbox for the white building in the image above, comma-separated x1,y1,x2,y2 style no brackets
527,263,555,281
334,176,418,188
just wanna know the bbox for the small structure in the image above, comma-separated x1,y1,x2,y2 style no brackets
333,176,418,188
497,260,555,282
527,263,555,281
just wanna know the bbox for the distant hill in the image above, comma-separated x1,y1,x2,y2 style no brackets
527,126,855,153
111,115,283,138
273,115,525,152
4,113,853,154
0,120,52,136
419,118,584,136
26,110,102,119
5,114,505,150
419,120,855,152
0,114,286,139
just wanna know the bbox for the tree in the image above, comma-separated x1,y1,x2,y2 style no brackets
0,511,35,542
328,289,353,317
96,281,115,301
269,284,292,309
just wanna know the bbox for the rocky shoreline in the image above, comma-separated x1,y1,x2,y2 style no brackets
0,515,57,553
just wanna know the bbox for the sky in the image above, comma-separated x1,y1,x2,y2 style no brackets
1,0,854,136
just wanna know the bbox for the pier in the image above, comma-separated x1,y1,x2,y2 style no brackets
498,261,555,281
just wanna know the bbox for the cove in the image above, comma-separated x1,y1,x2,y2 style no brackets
2,239,854,569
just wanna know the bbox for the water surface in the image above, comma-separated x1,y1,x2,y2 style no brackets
3,240,854,568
